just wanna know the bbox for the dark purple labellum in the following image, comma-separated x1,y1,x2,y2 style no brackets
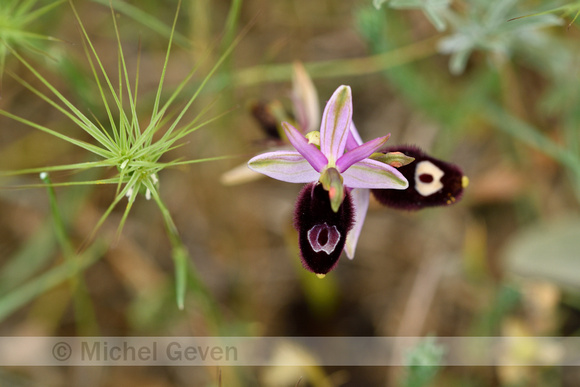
372,146,466,210
294,182,354,275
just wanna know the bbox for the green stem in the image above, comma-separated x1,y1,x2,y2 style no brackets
39,172,99,334
222,0,243,53
485,104,580,205
147,181,223,328
229,35,439,87
40,172,73,256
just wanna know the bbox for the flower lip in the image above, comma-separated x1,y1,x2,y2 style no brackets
294,182,354,274
371,145,466,210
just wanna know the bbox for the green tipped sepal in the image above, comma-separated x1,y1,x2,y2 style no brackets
370,151,415,168
319,167,344,213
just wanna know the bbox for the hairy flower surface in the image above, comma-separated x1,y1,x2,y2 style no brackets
371,145,468,210
294,183,354,275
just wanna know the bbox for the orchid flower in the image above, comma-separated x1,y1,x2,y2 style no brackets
344,125,470,259
248,85,408,275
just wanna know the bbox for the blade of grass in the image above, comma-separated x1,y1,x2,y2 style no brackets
149,98,224,158
150,0,181,122
0,222,56,295
77,18,127,152
0,160,117,176
485,104,580,173
0,169,99,296
143,180,184,309
20,0,66,25
144,178,223,325
115,182,138,240
228,35,439,87
0,241,104,322
40,172,73,256
138,7,253,153
40,172,99,334
0,108,114,159
84,171,141,244
486,103,580,202
90,0,191,48
145,20,248,149
0,177,133,190
109,0,141,152
5,49,118,152
508,3,580,22
221,0,243,54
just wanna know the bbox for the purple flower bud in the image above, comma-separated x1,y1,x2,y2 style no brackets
294,182,354,274
372,146,467,210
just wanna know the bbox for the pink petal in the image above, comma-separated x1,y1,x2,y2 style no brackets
346,122,364,151
248,150,320,183
345,188,369,260
336,134,390,173
342,159,409,189
292,62,320,133
283,122,328,172
320,86,352,164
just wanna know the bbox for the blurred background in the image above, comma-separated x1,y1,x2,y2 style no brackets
1,0,580,385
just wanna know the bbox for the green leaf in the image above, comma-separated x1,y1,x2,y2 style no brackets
505,217,580,290
401,337,444,387
0,242,104,322
373,0,388,9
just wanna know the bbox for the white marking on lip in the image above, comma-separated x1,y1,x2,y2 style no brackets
415,160,444,197
307,223,341,255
